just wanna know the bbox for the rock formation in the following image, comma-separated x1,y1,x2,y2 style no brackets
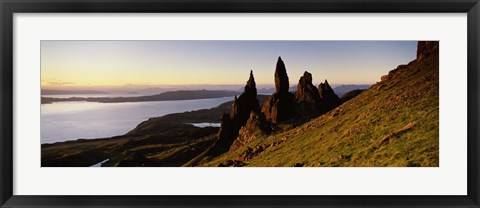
231,70,261,127
417,41,439,61
382,41,439,82
208,70,261,156
230,112,274,151
294,71,321,119
381,64,410,81
318,79,341,113
212,112,235,155
274,57,290,92
210,58,343,156
262,57,294,123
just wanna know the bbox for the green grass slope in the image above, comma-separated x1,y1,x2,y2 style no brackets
200,51,439,167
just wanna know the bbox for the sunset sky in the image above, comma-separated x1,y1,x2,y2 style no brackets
41,40,417,90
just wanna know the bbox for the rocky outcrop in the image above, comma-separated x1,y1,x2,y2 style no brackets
232,70,261,129
230,112,274,151
417,41,439,61
263,58,341,123
294,71,321,119
211,112,235,155
275,57,290,92
208,71,261,156
381,41,439,82
262,57,294,123
211,58,343,156
262,92,294,123
380,64,410,82
206,58,346,158
318,79,340,113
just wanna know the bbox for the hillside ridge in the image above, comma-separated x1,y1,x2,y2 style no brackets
199,41,439,167
41,41,439,167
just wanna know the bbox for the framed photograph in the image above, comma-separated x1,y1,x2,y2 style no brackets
1,0,479,207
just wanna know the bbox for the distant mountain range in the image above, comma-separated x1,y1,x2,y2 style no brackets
253,84,371,97
332,84,371,97
42,89,108,95
41,85,369,104
41,90,240,104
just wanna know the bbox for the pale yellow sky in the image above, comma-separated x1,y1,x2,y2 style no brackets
41,41,417,89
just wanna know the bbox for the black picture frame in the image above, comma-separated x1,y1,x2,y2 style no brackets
1,0,479,207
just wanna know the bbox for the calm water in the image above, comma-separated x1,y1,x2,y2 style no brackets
42,93,152,98
91,159,109,167
41,96,233,144
190,123,221,128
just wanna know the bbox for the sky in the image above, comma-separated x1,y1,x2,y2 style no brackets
41,40,417,90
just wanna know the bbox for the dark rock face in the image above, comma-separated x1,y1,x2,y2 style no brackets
232,70,261,127
262,57,294,123
275,57,290,93
210,58,344,156
263,58,341,123
417,41,439,61
318,79,340,113
262,92,294,123
294,72,340,118
208,71,261,156
211,112,235,155
274,57,290,93
294,71,321,118
211,58,346,156
230,112,274,151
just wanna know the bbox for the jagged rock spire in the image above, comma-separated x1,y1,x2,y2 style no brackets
297,71,317,98
233,70,260,119
274,57,290,93
249,70,254,81
318,79,329,97
318,79,340,113
244,70,257,96
208,70,261,156
262,57,294,123
302,71,313,83
294,71,321,119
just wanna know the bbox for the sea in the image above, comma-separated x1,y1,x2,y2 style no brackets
41,94,233,144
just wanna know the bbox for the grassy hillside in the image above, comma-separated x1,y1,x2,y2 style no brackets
200,50,439,167
42,48,439,167
41,124,219,167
